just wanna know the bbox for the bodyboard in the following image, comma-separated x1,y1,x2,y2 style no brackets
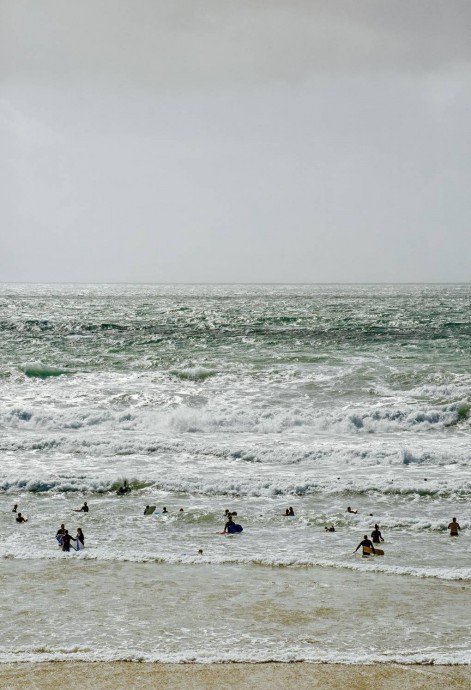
363,546,384,556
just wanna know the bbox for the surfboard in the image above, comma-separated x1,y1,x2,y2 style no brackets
144,505,156,515
363,546,384,556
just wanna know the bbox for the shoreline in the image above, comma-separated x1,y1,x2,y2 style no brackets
0,662,470,690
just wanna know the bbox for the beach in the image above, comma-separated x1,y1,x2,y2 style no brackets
1,662,471,690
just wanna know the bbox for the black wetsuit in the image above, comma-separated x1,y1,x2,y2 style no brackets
62,533,72,552
356,539,375,554
371,529,383,543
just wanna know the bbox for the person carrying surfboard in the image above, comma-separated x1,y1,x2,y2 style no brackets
223,516,243,534
448,517,460,536
354,535,376,555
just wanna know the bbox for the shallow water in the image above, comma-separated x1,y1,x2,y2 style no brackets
0,284,470,662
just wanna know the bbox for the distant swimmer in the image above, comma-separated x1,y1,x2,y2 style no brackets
371,524,384,544
325,525,336,532
284,509,290,516
117,480,130,495
198,549,203,556
12,504,18,513
74,502,89,513
354,535,376,555
347,507,358,514
223,516,243,534
283,507,295,516
448,517,461,536
15,512,27,523
162,507,168,513
289,507,294,516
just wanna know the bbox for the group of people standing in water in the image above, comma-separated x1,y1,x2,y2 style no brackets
55,524,85,552
12,494,462,554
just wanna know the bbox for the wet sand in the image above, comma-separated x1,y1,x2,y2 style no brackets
1,663,470,690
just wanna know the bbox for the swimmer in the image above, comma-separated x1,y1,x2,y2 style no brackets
74,501,89,513
12,504,18,513
448,517,461,536
15,512,27,523
288,507,294,516
283,509,290,516
371,524,384,544
198,549,203,556
162,507,168,513
325,525,336,532
117,480,130,495
347,507,358,514
354,535,375,555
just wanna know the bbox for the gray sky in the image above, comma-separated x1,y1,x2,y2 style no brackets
1,0,470,282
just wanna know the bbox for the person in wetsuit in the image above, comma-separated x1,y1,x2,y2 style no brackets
371,524,384,543
74,502,89,512
61,530,72,552
16,512,27,523
448,517,461,536
354,535,376,555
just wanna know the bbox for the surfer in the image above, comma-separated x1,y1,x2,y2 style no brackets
371,524,384,543
56,524,66,548
354,535,376,555
74,502,89,512
162,507,168,513
117,480,130,495
15,512,27,523
223,516,243,534
61,530,72,552
71,528,84,549
347,507,358,514
448,517,460,536
12,504,18,513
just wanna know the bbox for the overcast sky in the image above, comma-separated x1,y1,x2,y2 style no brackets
1,0,470,282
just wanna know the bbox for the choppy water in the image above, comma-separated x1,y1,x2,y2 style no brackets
0,284,470,663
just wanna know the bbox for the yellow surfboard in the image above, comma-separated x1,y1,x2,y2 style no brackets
363,546,384,556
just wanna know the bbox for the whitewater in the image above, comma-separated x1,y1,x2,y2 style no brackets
0,283,470,663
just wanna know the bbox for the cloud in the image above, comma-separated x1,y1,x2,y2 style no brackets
1,1,471,94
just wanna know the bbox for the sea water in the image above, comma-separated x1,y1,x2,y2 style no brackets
0,283,469,663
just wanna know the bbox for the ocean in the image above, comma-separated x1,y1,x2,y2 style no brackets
0,283,469,663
